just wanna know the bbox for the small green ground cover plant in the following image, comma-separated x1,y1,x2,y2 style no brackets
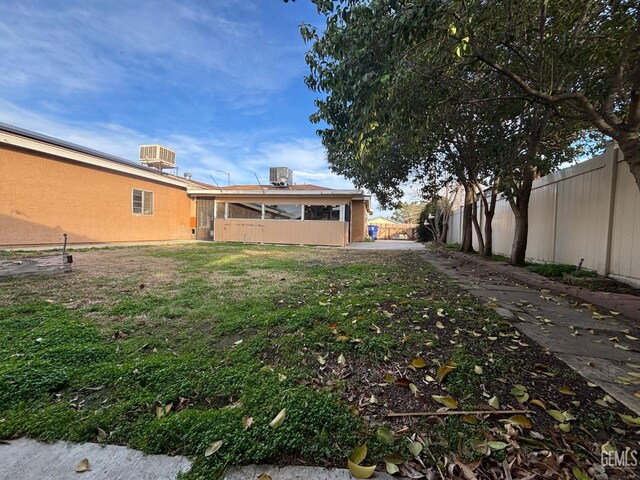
0,243,637,479
525,262,597,278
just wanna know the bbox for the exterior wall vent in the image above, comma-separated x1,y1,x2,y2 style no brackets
139,145,176,170
269,167,293,187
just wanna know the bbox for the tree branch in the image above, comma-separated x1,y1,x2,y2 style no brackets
604,21,638,127
466,35,620,139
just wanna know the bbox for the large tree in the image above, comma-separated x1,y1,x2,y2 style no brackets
300,0,584,263
451,0,640,190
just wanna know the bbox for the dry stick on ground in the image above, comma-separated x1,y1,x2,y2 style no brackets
387,409,531,417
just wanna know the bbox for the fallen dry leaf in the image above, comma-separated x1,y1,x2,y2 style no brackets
408,441,423,457
432,395,458,409
347,459,376,479
394,377,411,388
385,461,400,475
350,444,368,464
558,386,576,396
204,440,223,457
75,459,90,473
242,416,253,430
503,414,532,428
411,357,427,368
377,426,394,445
269,408,286,429
547,410,565,422
436,361,456,383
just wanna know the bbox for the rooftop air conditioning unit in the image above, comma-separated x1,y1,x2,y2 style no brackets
139,145,176,170
269,167,293,187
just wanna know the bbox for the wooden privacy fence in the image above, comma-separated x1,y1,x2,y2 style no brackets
371,223,418,240
446,142,640,287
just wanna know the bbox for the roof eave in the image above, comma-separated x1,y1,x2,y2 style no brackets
0,123,187,188
187,189,366,196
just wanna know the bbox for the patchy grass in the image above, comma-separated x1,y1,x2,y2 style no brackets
526,262,583,278
0,243,638,479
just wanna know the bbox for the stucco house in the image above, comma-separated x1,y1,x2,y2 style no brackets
0,123,371,248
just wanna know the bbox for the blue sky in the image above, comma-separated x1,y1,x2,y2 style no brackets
0,0,403,213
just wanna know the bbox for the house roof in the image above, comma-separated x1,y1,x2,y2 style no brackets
216,184,329,191
0,122,371,205
187,187,370,199
0,122,188,188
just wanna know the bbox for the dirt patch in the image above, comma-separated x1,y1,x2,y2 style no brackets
0,248,180,312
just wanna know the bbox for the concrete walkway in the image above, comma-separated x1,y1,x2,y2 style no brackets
422,248,640,415
346,240,425,250
224,464,393,479
0,438,191,480
0,439,395,480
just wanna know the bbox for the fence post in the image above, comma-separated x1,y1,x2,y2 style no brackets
602,142,619,276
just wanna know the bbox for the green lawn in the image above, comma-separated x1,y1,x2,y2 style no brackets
0,243,637,478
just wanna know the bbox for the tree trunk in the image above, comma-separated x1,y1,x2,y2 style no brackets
471,194,484,254
482,181,498,257
460,183,476,253
508,166,535,266
483,210,494,257
439,216,449,244
510,208,528,266
619,137,640,192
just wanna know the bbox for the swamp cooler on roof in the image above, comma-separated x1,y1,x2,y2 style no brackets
269,167,293,187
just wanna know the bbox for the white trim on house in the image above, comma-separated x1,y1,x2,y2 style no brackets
187,188,368,197
1,130,189,188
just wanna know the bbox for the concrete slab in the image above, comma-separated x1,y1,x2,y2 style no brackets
492,306,515,319
0,255,71,278
464,285,627,330
555,353,640,415
513,322,638,362
346,240,425,250
224,464,394,479
421,249,640,415
0,438,191,480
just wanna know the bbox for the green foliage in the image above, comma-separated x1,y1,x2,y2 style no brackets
525,263,579,278
391,201,425,224
302,0,612,265
453,0,639,168
416,204,432,242
3,242,629,478
0,244,438,477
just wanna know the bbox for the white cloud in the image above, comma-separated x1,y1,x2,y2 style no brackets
0,1,402,218
0,100,358,192
0,0,305,105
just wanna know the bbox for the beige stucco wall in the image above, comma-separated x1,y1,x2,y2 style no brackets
0,144,192,247
214,219,349,246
